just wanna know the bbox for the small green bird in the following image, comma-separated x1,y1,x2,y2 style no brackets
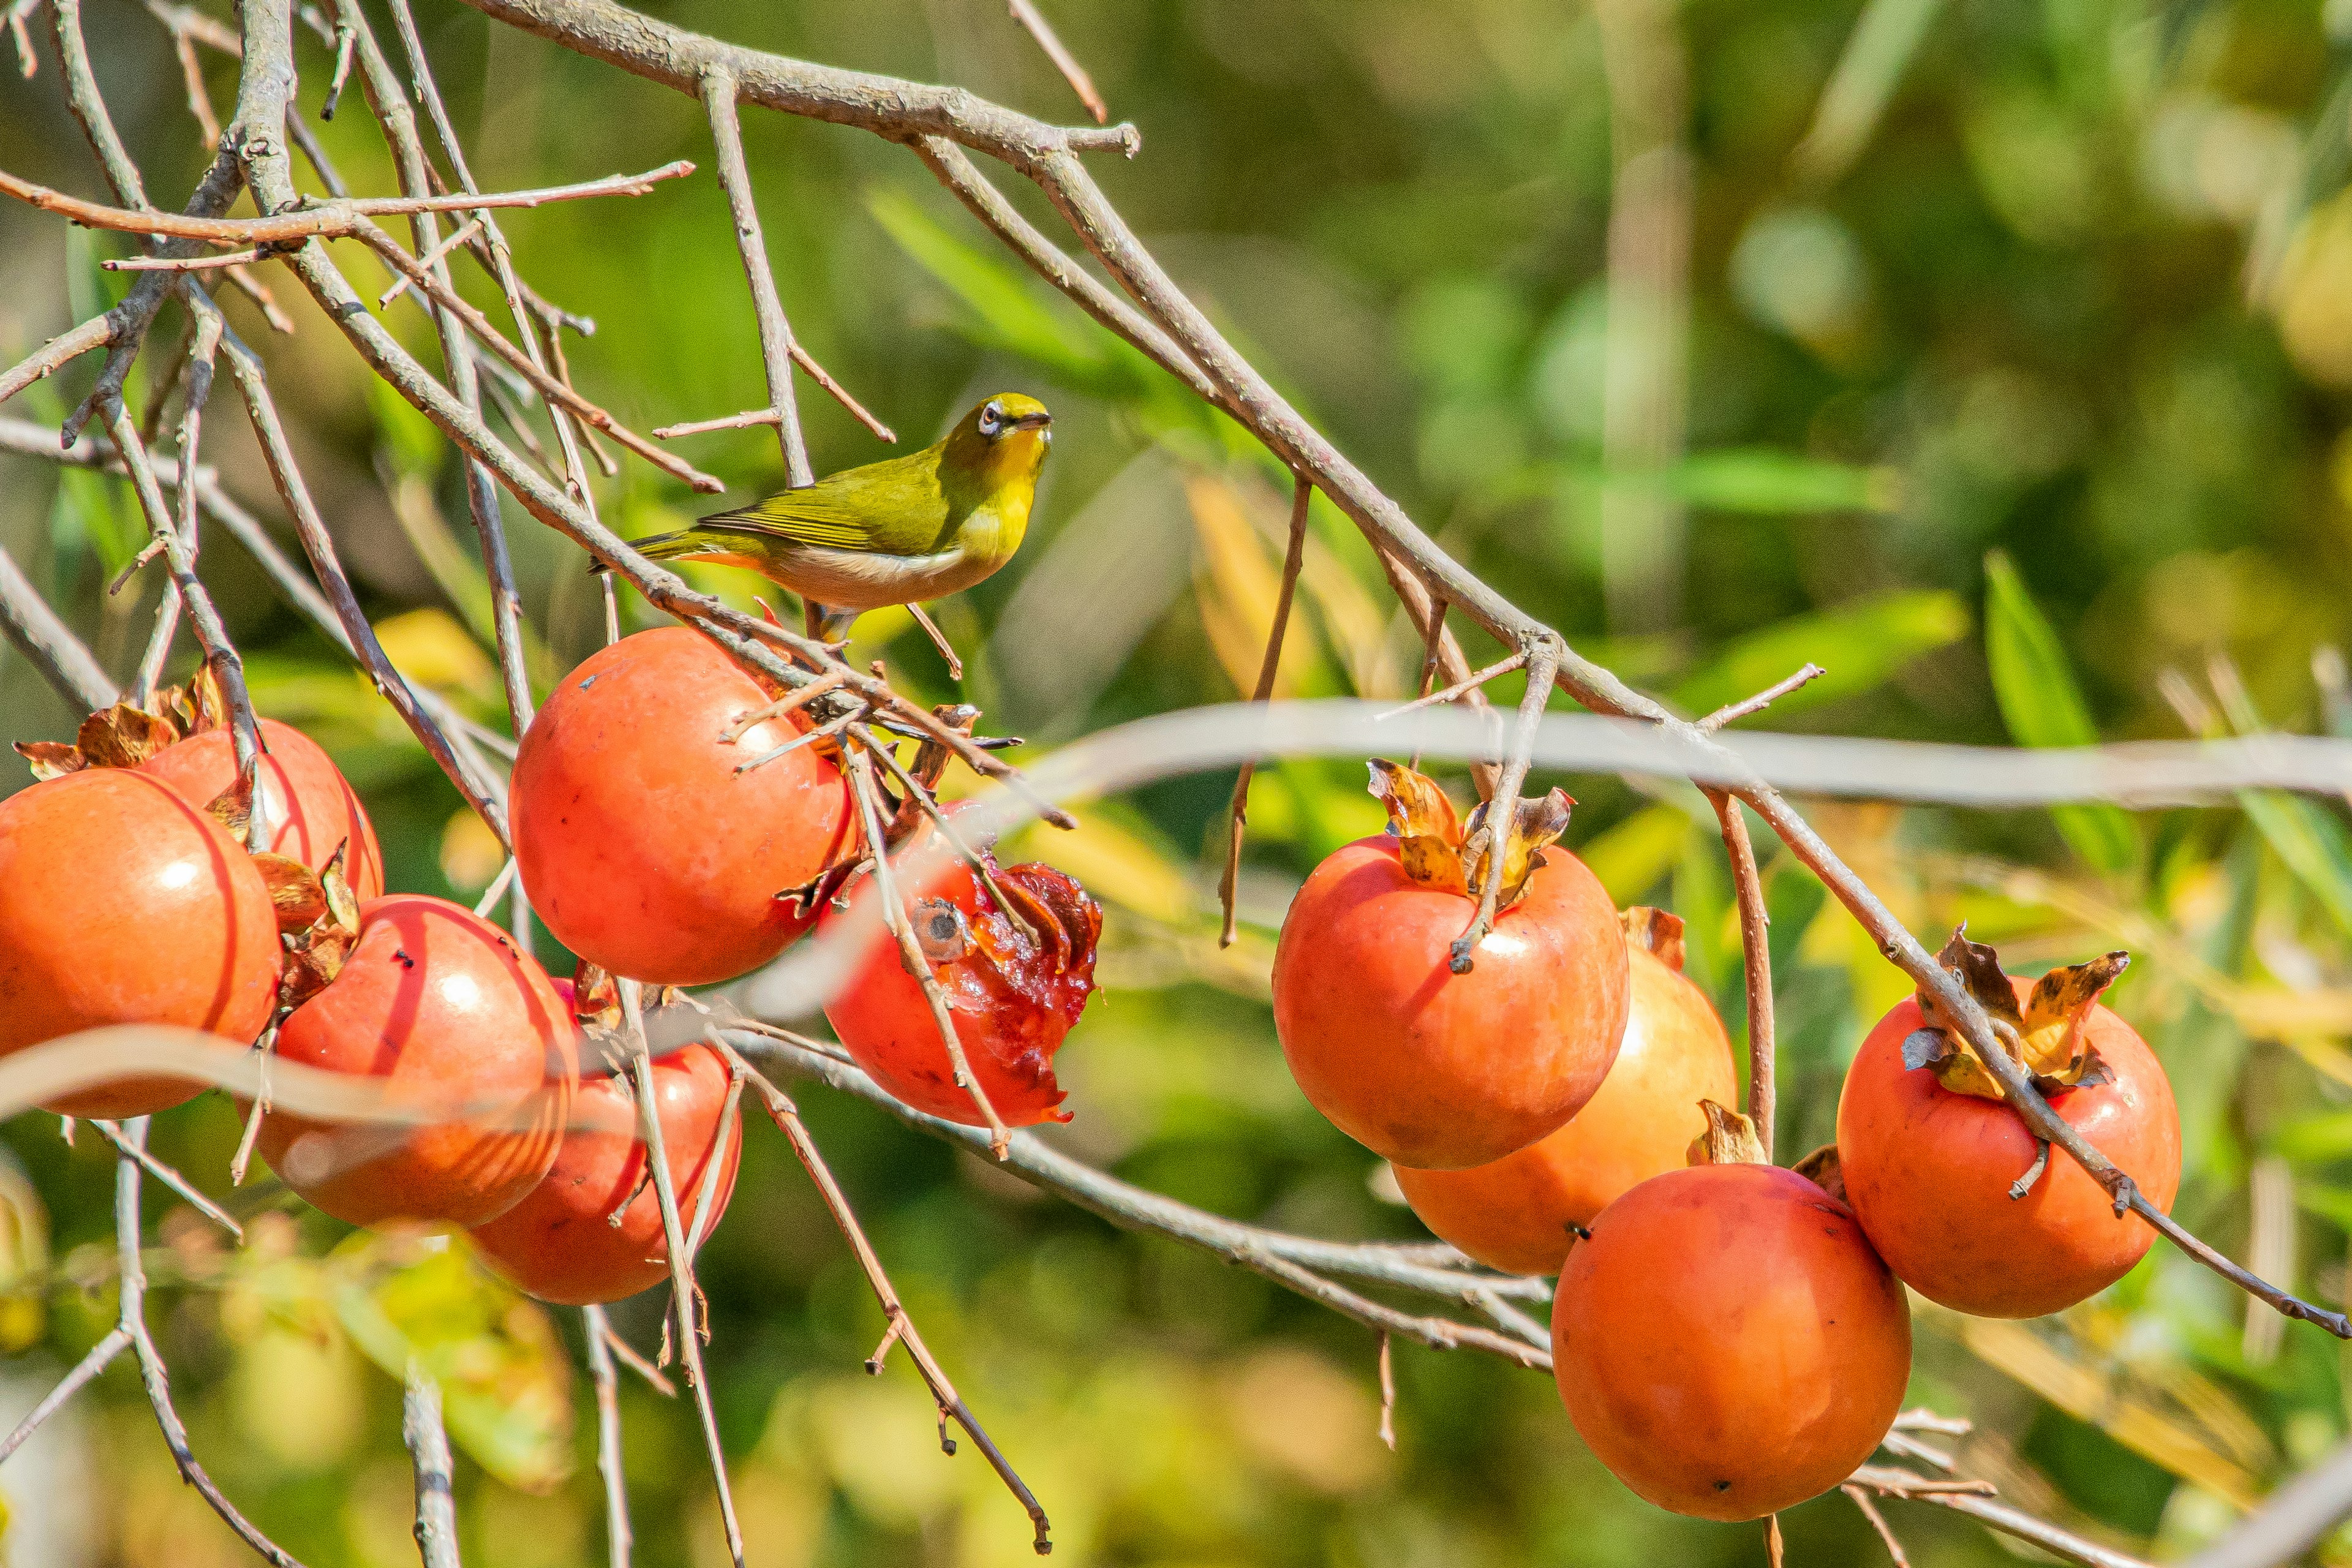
628,393,1053,643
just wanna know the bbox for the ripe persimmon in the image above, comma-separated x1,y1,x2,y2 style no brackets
258,895,578,1227
0,769,281,1117
824,846,1100,1127
470,1039,742,1305
1272,763,1628,1169
1395,910,1734,1273
140,718,385,899
1552,1150,1912,1521
1837,932,2179,1318
511,627,855,986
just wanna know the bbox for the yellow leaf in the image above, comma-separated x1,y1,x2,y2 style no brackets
1186,475,1318,700
374,607,497,695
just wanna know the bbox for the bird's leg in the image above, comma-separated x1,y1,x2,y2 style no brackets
907,603,964,680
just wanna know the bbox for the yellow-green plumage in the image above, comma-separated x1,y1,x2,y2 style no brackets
628,393,1052,641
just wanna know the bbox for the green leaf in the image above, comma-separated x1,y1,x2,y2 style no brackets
366,372,447,481
867,186,1120,388
2274,1109,2352,1166
1665,449,1902,514
1983,551,2139,875
1672,590,1969,722
332,1232,574,1492
2239,791,2352,942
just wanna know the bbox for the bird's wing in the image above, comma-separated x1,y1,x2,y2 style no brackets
699,448,951,555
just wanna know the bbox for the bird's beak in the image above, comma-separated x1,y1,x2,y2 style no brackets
1008,410,1053,431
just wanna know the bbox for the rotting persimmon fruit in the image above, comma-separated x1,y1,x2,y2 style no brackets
0,769,281,1117
470,1038,742,1305
1394,908,1735,1273
511,626,856,986
1836,930,2179,1318
141,718,385,900
1551,1107,1913,1521
1272,761,1629,1169
824,839,1101,1128
257,894,578,1227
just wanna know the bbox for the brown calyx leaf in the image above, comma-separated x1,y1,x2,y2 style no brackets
277,842,361,1009
13,741,85,781
251,853,326,934
156,662,227,736
1910,925,2130,1099
572,960,623,1031
1366,758,1466,894
1621,906,1687,971
1686,1099,1768,1166
1792,1143,1846,1204
1463,787,1575,911
14,687,199,781
204,769,256,841
75,701,181,769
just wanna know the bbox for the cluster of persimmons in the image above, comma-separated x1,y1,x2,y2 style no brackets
0,624,2182,1528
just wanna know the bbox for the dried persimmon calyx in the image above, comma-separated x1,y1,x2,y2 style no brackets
1686,1099,1768,1166
277,842,362,1008
1622,907,1687,971
1908,925,2128,1100
1365,759,1574,908
9,663,232,780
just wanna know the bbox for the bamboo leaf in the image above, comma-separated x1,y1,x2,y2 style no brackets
1983,551,2139,875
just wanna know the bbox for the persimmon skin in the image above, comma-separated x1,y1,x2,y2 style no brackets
1395,945,1735,1273
511,627,855,986
1837,980,2179,1318
823,859,1096,1128
470,1041,742,1305
258,895,579,1227
1553,1163,1912,1521
139,718,385,898
1272,836,1630,1169
0,770,280,1117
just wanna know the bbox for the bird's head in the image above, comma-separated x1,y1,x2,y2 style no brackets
942,393,1053,497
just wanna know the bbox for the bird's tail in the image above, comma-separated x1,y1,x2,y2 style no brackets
589,527,728,574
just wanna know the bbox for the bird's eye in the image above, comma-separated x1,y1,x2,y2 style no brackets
979,402,1003,437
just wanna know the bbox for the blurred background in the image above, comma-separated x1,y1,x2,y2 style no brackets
6,0,2352,1562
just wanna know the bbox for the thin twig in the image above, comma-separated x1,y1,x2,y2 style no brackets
701,66,811,486
86,1118,242,1238
377,214,483,307
115,1118,309,1567
581,1305,635,1568
1374,652,1526,720
1376,1332,1396,1451
843,750,1013,1156
0,1325,130,1464
905,603,962,678
1449,644,1560,973
619,982,745,1568
713,1035,1055,1553
1005,0,1106,123
1843,1485,1911,1568
1700,662,1824,730
1219,473,1310,947
1708,789,1774,1159
402,1367,462,1568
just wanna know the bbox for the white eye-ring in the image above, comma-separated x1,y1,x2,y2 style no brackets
978,401,1003,437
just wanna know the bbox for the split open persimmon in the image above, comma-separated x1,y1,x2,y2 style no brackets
1837,933,2179,1318
824,843,1101,1128
511,627,855,986
0,769,281,1117
140,718,385,899
1552,1153,1912,1521
1394,910,1735,1273
258,894,578,1227
1272,762,1628,1169
470,1039,743,1305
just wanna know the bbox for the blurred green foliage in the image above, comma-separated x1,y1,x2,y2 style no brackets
7,0,2352,1564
